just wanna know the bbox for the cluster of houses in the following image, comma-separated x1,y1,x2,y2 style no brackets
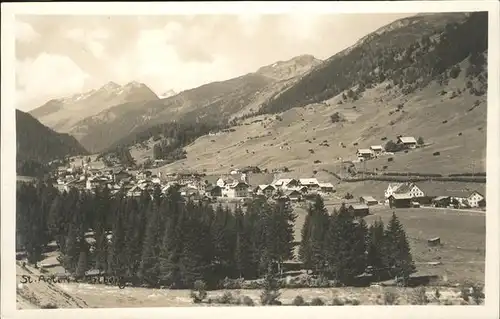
383,182,485,209
345,181,485,219
355,136,418,161
54,164,336,202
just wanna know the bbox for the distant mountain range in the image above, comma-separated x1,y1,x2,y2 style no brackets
28,54,322,153
23,11,487,180
29,81,159,133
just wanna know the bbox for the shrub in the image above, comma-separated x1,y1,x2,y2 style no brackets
330,112,343,123
449,65,461,79
314,160,322,164
41,303,58,309
433,152,440,156
410,287,429,305
309,149,315,154
434,288,441,302
388,157,394,162
260,271,281,306
190,280,208,303
443,299,453,305
417,137,424,145
383,291,399,305
331,297,345,306
311,297,325,306
292,295,306,306
217,291,235,304
242,295,255,306
470,284,485,305
442,120,448,124
460,287,470,302
220,277,244,289
351,298,361,305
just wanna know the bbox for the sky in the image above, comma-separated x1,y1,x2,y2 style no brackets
15,13,413,111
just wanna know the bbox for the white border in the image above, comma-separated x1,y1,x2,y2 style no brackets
1,2,499,319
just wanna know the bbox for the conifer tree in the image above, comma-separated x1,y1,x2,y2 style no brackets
325,203,367,284
367,218,386,279
138,191,163,286
383,212,416,285
62,223,80,273
301,195,329,275
159,186,185,287
234,205,248,279
270,198,296,276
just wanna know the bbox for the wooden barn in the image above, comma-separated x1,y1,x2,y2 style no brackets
388,194,412,208
348,204,370,217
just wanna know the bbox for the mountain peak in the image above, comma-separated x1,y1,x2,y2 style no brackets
101,81,121,91
159,89,177,99
256,54,322,81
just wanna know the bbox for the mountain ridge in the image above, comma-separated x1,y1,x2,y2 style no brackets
29,81,159,133
16,109,88,173
65,54,322,152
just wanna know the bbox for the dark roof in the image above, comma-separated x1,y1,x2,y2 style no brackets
206,185,221,192
389,194,412,200
360,196,377,202
285,189,302,196
349,204,369,210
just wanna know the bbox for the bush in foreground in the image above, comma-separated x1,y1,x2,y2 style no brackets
383,291,399,305
310,297,325,306
292,295,306,306
410,287,429,305
190,280,207,304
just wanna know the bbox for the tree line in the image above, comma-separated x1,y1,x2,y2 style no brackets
17,182,415,289
299,196,416,285
16,181,296,289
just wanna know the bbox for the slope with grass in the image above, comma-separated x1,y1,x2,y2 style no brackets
154,58,486,179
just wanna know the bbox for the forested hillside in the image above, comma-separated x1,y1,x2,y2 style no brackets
259,12,487,115
16,110,88,175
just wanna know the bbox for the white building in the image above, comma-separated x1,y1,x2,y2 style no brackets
356,149,374,160
255,184,276,197
318,182,335,193
385,183,403,199
223,181,249,198
384,182,425,199
273,178,300,190
467,191,484,208
370,145,384,155
299,178,320,189
397,136,418,149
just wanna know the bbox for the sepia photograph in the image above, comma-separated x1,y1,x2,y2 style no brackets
1,1,499,318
